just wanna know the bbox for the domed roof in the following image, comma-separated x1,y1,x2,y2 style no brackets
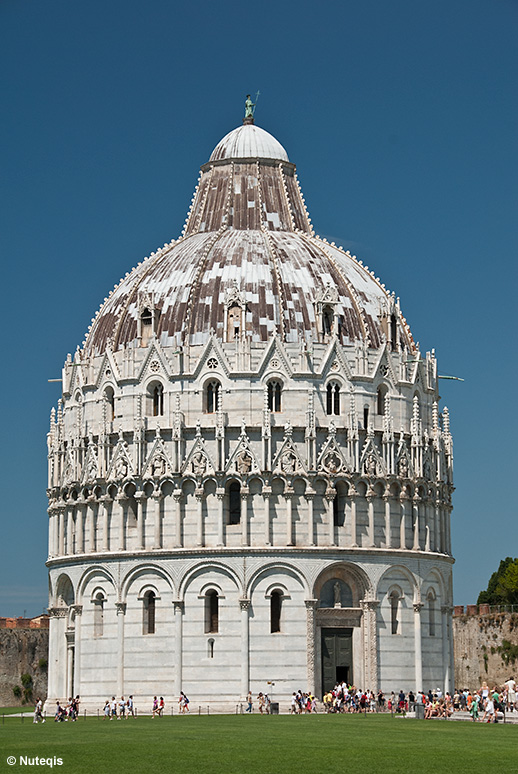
209,123,289,163
84,122,413,357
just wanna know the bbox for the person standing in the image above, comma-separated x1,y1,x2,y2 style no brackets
246,690,253,713
33,698,44,724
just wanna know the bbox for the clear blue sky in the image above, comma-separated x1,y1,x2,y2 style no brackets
1,0,516,615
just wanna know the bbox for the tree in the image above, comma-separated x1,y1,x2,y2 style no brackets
478,557,518,605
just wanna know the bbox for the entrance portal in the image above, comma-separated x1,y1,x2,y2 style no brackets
321,628,352,692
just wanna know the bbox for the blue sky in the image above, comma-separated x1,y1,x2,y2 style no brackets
1,0,516,614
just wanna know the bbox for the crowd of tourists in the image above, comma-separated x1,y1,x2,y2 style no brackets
32,676,515,722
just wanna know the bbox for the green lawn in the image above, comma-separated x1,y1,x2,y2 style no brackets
0,714,515,774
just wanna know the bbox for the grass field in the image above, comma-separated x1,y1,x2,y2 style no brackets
0,714,515,774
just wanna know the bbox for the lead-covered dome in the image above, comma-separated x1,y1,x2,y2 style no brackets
209,123,289,162
84,120,413,356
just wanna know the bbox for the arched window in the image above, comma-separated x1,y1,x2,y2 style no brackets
206,380,220,414
268,381,282,412
377,385,388,416
208,638,215,658
152,384,164,417
270,590,282,633
141,308,153,346
93,592,105,638
205,590,219,634
228,482,241,524
322,305,334,337
326,382,340,415
427,592,436,637
389,590,400,635
227,304,241,341
143,590,156,635
105,387,115,421
363,406,369,430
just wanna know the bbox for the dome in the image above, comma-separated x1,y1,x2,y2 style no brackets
84,122,413,356
209,123,289,162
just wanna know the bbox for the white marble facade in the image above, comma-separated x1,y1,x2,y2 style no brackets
46,117,455,709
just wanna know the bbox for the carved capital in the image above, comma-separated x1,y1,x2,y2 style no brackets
239,598,251,611
413,603,424,613
115,602,126,615
70,604,83,616
360,598,380,612
48,607,67,619
173,600,184,612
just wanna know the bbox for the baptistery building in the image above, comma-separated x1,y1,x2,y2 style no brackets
46,107,455,708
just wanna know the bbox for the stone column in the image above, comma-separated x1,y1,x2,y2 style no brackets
366,490,375,548
195,488,204,547
424,500,431,551
325,487,336,546
66,503,74,555
48,508,56,558
349,488,358,547
173,601,184,696
153,493,163,550
47,607,67,702
71,605,83,697
412,496,421,550
441,605,451,694
434,502,440,553
240,598,251,698
116,602,126,696
399,495,408,549
263,487,271,546
135,492,145,550
241,486,250,547
285,487,294,546
66,631,75,698
384,494,392,549
76,502,84,554
101,496,110,552
413,603,423,692
305,599,318,696
88,497,96,553
174,490,183,548
360,599,379,692
58,506,65,556
306,489,315,546
446,505,452,555
116,495,126,551
215,488,225,546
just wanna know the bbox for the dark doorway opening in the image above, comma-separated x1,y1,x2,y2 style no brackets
321,628,353,693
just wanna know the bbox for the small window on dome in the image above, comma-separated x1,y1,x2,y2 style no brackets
206,381,221,414
227,304,241,341
377,385,388,416
268,381,282,412
322,306,334,337
141,308,153,347
152,384,164,417
326,382,340,415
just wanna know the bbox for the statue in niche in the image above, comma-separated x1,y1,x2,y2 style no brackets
423,458,431,480
192,451,207,477
333,581,342,608
280,451,298,476
364,453,377,476
151,453,166,478
323,452,341,474
398,456,409,477
86,453,98,481
115,456,129,479
236,450,252,475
